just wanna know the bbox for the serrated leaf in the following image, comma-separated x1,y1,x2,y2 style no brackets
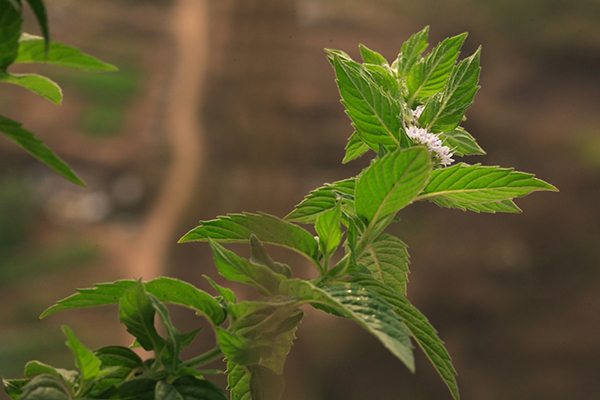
406,32,467,104
180,212,320,265
355,233,410,295
217,328,260,366
119,282,165,352
227,362,251,400
394,26,429,78
281,279,415,371
19,374,70,400
439,126,485,157
62,326,102,382
24,0,50,50
248,365,285,400
431,197,522,213
0,115,85,186
416,163,558,208
285,178,355,224
355,147,432,223
0,2,23,70
315,202,342,256
40,278,225,325
0,72,62,104
422,47,481,133
16,34,118,70
359,44,388,67
329,54,403,151
353,276,460,399
209,240,286,296
343,131,370,163
204,275,237,304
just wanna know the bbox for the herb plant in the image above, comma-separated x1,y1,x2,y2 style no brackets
2,13,557,400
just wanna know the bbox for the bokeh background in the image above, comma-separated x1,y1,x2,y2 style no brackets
1,0,599,399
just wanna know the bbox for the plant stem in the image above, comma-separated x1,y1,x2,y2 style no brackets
182,347,223,369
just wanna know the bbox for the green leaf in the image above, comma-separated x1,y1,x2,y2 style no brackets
119,282,165,352
180,212,320,265
406,32,467,104
204,275,237,304
250,235,292,278
0,72,62,104
439,126,485,157
0,115,85,186
343,131,370,163
62,326,101,382
23,361,78,389
353,275,460,400
209,240,285,296
359,44,388,67
148,295,182,369
155,376,227,400
145,277,226,325
355,233,410,295
415,163,558,209
422,47,481,133
15,34,118,70
431,197,522,213
355,147,432,223
285,178,355,224
248,365,285,400
3,377,28,400
95,346,144,370
227,362,250,400
217,328,260,366
97,378,157,400
394,26,429,78
156,380,184,400
19,374,70,400
24,0,50,50
0,1,22,70
281,279,415,371
315,202,342,256
329,53,403,151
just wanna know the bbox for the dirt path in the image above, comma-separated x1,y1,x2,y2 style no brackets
126,0,209,279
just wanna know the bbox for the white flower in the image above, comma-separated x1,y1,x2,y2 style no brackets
411,105,425,119
405,126,454,167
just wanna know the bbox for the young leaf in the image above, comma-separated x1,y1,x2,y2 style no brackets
355,147,432,223
0,72,62,104
0,115,85,186
16,34,118,71
359,44,388,67
148,295,183,370
355,233,410,295
250,235,292,278
406,33,467,105
119,282,165,352
415,163,558,208
343,131,370,163
0,1,22,70
394,26,429,78
285,178,355,224
18,374,70,400
422,47,481,133
62,326,101,383
329,53,403,151
23,361,78,388
204,275,237,304
315,201,342,256
217,328,260,366
439,126,485,157
209,240,286,296
179,212,320,266
24,0,50,49
281,279,415,372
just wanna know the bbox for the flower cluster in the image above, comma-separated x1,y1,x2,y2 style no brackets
406,106,454,167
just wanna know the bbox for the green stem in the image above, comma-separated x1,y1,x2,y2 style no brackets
182,347,223,369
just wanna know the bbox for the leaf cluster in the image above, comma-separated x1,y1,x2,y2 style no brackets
0,0,116,186
3,24,557,400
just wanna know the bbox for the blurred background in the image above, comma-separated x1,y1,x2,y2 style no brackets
1,0,599,399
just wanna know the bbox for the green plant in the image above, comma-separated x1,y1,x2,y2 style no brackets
2,20,557,399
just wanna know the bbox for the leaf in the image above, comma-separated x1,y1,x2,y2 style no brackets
355,147,432,223
329,53,403,151
281,279,415,371
431,197,522,213
0,1,22,70
179,212,320,265
343,131,370,163
315,202,342,256
406,32,467,104
355,233,410,295
209,240,285,296
156,376,227,400
250,235,292,278
217,328,261,366
359,44,388,67
248,365,285,400
148,294,183,369
394,25,429,78
0,72,62,104
119,282,165,352
16,34,118,70
3,378,28,400
97,378,157,400
23,362,78,389
353,275,460,400
204,275,237,304
227,362,251,400
40,278,226,325
19,374,70,400
415,163,558,208
422,47,481,133
0,115,85,186
439,126,485,157
24,0,50,50
62,326,101,383
285,178,355,224
95,346,144,370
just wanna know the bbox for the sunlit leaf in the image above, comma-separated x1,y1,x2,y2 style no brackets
0,72,62,104
285,178,355,224
62,326,101,383
439,126,485,157
394,26,429,78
